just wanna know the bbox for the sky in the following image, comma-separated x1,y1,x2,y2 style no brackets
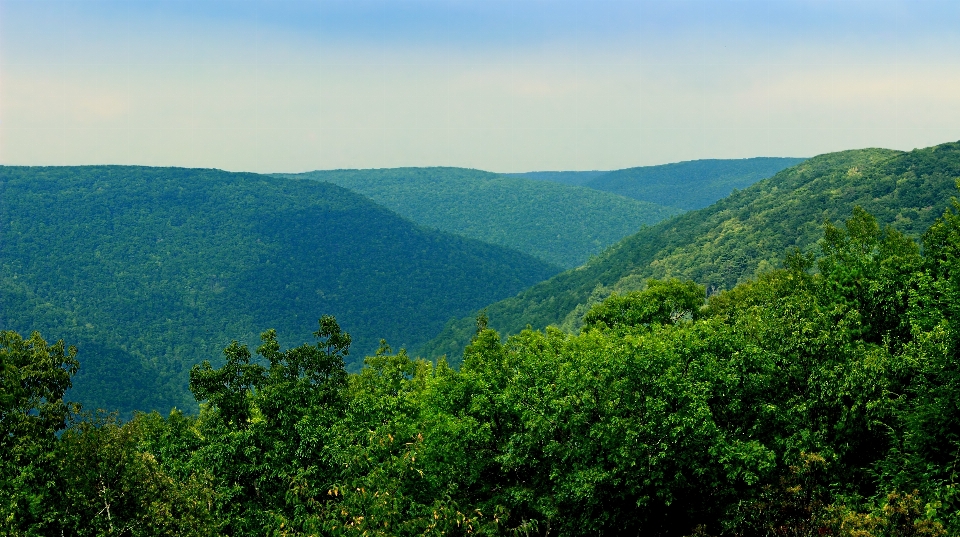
2,0,960,173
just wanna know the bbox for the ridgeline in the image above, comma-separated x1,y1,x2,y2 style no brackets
287,167,680,269
421,144,960,362
0,166,558,414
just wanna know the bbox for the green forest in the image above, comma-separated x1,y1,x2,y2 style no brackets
290,160,802,269
502,170,608,187
584,157,807,211
422,144,960,361
4,197,959,534
286,167,680,269
3,143,960,534
0,166,557,415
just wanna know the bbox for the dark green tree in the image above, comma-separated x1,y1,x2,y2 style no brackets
53,413,218,536
0,330,78,534
187,315,351,534
817,206,923,349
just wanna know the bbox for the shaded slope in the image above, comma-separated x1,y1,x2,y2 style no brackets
0,166,558,414
287,167,679,269
586,157,806,210
421,142,960,362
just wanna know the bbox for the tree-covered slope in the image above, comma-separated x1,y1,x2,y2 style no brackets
585,157,806,210
502,170,608,186
421,142,960,361
0,166,558,414
9,196,960,534
286,167,679,269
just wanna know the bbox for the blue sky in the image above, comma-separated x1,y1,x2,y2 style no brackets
2,0,959,172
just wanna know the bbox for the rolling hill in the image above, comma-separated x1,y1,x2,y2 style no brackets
285,167,680,269
502,170,608,186
585,157,806,210
420,142,960,362
0,166,559,414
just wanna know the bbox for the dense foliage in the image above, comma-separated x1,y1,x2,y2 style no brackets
287,167,679,268
4,200,960,535
501,170,607,187
585,157,807,211
422,143,960,362
0,166,558,414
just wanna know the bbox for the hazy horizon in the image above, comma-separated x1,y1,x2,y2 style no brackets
2,0,959,173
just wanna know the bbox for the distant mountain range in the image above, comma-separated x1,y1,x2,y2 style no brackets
6,149,944,416
506,158,805,210
502,170,608,186
420,144,960,362
0,166,558,415
288,159,802,269
284,168,677,269
582,157,807,210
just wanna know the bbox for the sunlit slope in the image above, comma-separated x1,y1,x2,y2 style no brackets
286,167,679,269
0,166,559,414
421,142,960,362
585,157,807,210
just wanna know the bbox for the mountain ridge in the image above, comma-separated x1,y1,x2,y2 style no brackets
0,165,559,414
584,157,807,210
419,143,960,362
283,167,680,269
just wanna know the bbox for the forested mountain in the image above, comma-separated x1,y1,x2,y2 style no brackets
502,170,608,186
0,166,558,414
421,143,960,361
5,144,960,535
585,157,806,210
285,167,679,268
6,194,960,534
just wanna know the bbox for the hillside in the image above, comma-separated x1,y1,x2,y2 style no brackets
421,142,960,362
586,157,806,210
0,166,559,414
10,185,960,534
502,170,608,186
285,167,679,269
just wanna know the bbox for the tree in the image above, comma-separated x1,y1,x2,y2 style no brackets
582,278,705,331
54,413,218,537
0,330,78,533
817,205,923,349
186,315,352,534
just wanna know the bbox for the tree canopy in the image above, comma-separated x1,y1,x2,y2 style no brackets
0,166,557,414
3,199,959,534
286,167,679,268
421,143,960,363
584,157,806,210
